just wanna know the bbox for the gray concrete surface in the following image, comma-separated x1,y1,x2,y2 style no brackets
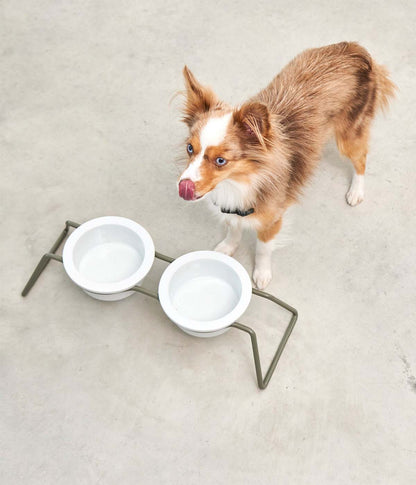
1,1,415,483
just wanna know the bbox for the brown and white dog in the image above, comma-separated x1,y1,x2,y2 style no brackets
177,42,395,289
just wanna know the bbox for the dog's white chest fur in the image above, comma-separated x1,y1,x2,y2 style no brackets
209,179,252,210
207,179,259,227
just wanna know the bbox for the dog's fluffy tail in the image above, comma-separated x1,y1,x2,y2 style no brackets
373,62,397,113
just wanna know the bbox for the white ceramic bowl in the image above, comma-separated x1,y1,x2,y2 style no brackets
158,251,252,337
63,216,155,301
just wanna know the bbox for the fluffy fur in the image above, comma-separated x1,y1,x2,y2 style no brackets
177,42,396,288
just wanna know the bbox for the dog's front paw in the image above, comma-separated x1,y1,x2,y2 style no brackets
215,239,237,256
253,267,272,290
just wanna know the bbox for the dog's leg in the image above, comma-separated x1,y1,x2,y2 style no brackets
253,218,282,289
215,218,242,256
346,171,365,206
336,124,369,207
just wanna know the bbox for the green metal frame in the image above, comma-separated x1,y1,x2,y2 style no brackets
22,220,298,390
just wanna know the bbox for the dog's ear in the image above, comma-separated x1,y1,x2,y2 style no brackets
182,66,219,127
233,102,271,147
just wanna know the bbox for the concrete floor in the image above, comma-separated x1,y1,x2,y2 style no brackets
1,0,416,483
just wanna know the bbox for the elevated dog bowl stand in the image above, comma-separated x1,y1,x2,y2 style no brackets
22,220,298,390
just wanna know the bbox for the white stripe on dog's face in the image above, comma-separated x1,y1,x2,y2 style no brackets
180,112,232,182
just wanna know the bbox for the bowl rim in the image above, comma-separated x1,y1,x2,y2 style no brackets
158,250,252,333
62,216,155,294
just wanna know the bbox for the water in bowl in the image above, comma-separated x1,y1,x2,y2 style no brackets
78,242,142,283
172,275,239,321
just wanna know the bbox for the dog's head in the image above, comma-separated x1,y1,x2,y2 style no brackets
178,66,272,202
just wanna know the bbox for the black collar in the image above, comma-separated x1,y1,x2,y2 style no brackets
220,206,255,217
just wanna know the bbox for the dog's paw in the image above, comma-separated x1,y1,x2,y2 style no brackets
346,186,364,206
253,267,272,290
346,175,365,206
215,240,237,256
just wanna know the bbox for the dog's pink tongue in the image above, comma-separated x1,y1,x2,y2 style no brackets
179,179,195,201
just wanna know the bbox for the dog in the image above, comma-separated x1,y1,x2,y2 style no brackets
177,42,395,289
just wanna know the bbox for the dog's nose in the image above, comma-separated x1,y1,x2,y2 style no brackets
178,179,195,201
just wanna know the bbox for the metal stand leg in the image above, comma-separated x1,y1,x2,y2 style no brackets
231,289,298,389
21,223,298,390
21,220,79,296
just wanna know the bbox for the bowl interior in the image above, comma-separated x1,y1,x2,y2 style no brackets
168,259,242,322
73,224,145,284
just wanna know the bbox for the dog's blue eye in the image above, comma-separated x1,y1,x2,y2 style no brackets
187,144,194,155
215,157,227,166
